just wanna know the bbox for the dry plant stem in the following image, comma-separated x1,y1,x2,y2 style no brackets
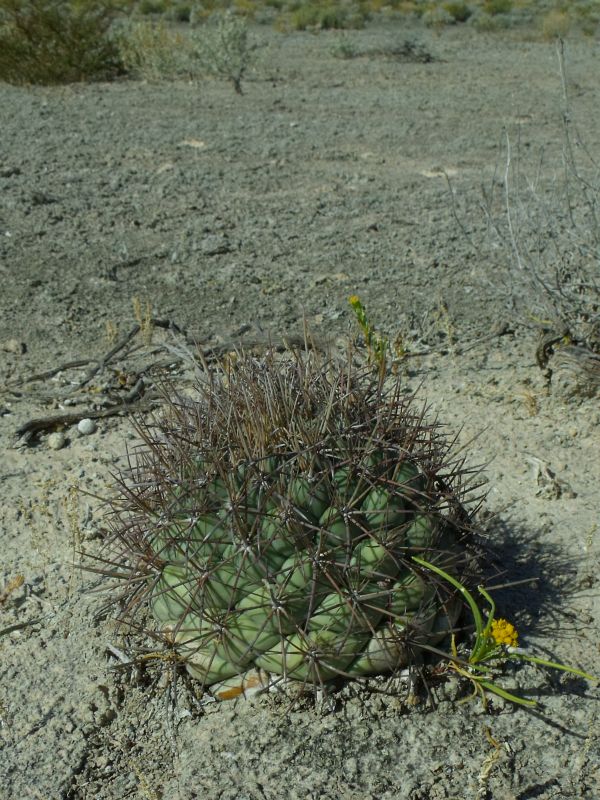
3,318,185,394
73,323,142,392
73,317,186,393
556,39,600,238
10,359,93,387
475,42,600,360
503,131,524,273
0,574,24,605
11,323,331,443
14,396,162,445
0,618,44,638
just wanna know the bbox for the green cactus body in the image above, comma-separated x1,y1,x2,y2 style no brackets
152,564,199,625
209,477,230,504
394,461,425,492
349,623,410,676
274,553,331,616
232,585,294,651
361,486,409,530
110,349,473,698
198,561,248,610
287,476,330,524
428,593,463,644
318,505,362,550
308,585,384,634
350,537,401,580
229,615,281,656
153,514,229,564
256,629,370,682
405,514,437,549
330,465,364,504
220,543,272,586
388,570,435,617
182,644,241,685
174,612,253,684
258,508,299,566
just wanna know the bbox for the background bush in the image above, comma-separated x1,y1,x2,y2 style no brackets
118,17,193,79
0,0,125,85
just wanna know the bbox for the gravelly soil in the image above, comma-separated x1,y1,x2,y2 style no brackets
0,20,599,800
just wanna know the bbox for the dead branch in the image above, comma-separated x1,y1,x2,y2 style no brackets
14,395,163,445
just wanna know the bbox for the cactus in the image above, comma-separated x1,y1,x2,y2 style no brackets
104,347,477,699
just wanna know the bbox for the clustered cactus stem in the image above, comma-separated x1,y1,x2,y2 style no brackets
101,345,482,700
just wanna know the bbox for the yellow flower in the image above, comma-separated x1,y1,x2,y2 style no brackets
490,618,518,648
348,295,361,307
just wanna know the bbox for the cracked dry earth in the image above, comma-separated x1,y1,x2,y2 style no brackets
1,18,599,800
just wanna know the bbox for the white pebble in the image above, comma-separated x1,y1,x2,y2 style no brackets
78,418,97,436
47,432,66,450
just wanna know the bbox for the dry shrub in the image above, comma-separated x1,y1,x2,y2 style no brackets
479,43,600,372
0,0,125,85
118,17,192,80
540,10,571,41
286,2,368,31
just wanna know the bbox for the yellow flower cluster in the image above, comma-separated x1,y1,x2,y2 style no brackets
490,618,518,648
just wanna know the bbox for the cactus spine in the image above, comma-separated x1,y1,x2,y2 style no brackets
104,347,475,698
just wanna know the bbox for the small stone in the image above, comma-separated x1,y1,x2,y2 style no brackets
78,418,97,436
48,432,66,450
1,338,26,355
199,234,231,256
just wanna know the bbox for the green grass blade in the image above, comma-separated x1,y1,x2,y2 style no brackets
412,556,485,636
478,585,496,632
478,679,537,707
515,654,598,684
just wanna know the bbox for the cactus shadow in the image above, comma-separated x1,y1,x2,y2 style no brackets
474,514,593,644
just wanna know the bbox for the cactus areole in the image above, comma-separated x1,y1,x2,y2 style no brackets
105,347,475,700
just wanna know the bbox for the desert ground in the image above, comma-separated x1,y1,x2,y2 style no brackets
0,17,599,800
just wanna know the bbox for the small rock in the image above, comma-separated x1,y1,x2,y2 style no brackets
78,418,97,436
48,432,66,450
1,338,26,355
199,234,232,256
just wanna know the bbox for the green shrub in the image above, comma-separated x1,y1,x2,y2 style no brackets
330,32,359,58
165,1,192,21
469,8,512,31
138,0,169,13
483,0,512,15
288,2,368,31
422,7,454,28
0,0,124,85
190,10,258,94
442,1,472,22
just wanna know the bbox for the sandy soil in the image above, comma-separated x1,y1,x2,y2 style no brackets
1,19,599,800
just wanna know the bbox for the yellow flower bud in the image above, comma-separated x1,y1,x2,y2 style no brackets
490,618,518,648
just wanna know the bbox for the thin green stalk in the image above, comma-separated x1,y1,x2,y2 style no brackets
477,679,537,707
412,555,485,637
514,653,597,683
412,555,598,708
